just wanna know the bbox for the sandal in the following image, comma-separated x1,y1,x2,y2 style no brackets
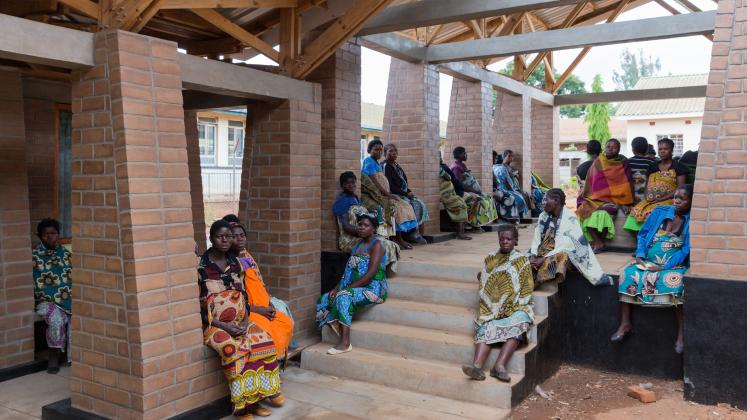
326,344,352,355
490,368,511,383
249,404,272,417
610,328,632,342
456,234,472,240
461,364,486,381
267,393,285,407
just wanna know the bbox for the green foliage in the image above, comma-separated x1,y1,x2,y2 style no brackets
584,75,611,144
499,61,587,118
612,48,661,91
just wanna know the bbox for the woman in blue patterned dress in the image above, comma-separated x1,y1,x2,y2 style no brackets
316,213,387,355
492,149,529,223
611,185,693,354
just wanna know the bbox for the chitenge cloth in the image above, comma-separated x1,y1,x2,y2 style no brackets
333,200,400,272
439,166,468,223
361,156,417,234
576,154,633,221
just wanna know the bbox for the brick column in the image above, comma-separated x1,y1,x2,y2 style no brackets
0,69,35,370
24,98,58,245
447,78,493,193
238,91,322,340
493,92,532,191
70,30,216,419
382,58,440,234
531,101,560,188
184,110,207,253
307,42,361,251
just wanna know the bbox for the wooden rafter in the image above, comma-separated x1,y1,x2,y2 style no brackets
114,0,156,30
426,24,445,45
523,1,588,79
160,0,298,8
289,0,393,79
654,0,713,41
131,0,164,32
56,0,99,20
672,0,702,12
465,20,483,39
191,8,279,62
279,7,300,69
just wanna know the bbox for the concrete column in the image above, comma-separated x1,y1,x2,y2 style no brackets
239,91,322,340
70,30,214,419
0,69,35,371
184,110,207,253
531,101,560,188
382,58,440,234
447,78,493,194
307,42,361,251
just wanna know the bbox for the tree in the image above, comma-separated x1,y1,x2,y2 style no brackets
499,61,587,117
584,74,611,144
612,48,661,91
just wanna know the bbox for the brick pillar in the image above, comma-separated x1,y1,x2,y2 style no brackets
493,92,532,191
307,42,361,251
382,58,440,234
531,101,560,188
70,30,215,419
0,69,35,370
238,91,322,340
184,110,207,253
447,78,493,193
24,98,58,246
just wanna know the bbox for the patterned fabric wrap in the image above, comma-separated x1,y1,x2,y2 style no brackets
493,164,528,221
619,230,687,306
361,156,417,233
337,204,400,272
530,171,549,217
533,218,570,284
32,243,73,314
530,209,609,286
360,173,396,237
576,154,633,221
474,249,534,344
439,167,468,222
385,161,430,225
316,238,388,327
36,302,71,359
629,169,678,222
464,192,498,227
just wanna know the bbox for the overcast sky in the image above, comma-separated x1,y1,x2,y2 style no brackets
359,0,716,121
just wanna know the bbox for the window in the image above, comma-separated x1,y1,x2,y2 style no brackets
198,118,217,166
227,121,244,166
55,107,73,240
656,134,684,157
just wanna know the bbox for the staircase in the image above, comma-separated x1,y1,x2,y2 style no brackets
301,257,559,419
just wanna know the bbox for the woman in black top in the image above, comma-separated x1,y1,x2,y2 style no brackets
383,143,428,244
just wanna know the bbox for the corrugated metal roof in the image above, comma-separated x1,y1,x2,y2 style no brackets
616,74,707,117
362,102,447,138
560,117,627,143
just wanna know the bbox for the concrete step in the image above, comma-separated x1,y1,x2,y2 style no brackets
396,261,479,282
301,344,517,409
358,298,475,333
321,320,545,375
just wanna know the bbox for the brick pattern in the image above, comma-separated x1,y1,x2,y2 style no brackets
238,91,322,339
70,30,215,419
689,0,747,281
184,110,207,253
0,69,35,370
24,98,57,246
531,101,560,188
308,42,362,251
382,58,441,234
447,79,493,193
493,92,532,191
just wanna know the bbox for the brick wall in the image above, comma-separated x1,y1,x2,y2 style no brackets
531,101,560,188
184,110,207,253
70,30,216,419
382,58,440,234
239,91,322,340
0,69,35,370
24,98,57,245
447,78,493,193
308,42,361,251
494,92,531,191
689,0,747,281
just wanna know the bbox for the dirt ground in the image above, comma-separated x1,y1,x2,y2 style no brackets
513,364,746,420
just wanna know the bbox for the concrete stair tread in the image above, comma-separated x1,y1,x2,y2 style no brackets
390,275,477,290
383,298,475,317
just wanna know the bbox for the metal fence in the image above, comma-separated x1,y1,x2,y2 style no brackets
201,168,242,201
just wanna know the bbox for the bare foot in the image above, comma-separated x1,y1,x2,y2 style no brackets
456,234,472,240
396,238,412,249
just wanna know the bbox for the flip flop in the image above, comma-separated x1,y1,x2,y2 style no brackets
490,368,511,383
461,364,486,381
326,344,352,355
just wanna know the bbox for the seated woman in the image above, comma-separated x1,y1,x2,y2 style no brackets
383,143,429,244
32,218,72,374
529,189,613,287
492,149,529,223
229,222,294,367
316,213,387,355
462,224,533,383
612,185,692,354
198,220,282,419
361,139,418,249
575,138,634,253
624,138,687,232
332,171,401,271
439,153,471,240
451,146,498,228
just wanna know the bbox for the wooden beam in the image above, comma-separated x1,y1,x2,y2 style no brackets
465,20,483,39
131,0,164,32
672,0,702,12
278,7,300,70
555,85,706,105
116,0,156,29
654,0,680,15
161,0,298,8
523,1,587,79
56,0,99,19
290,0,394,79
426,24,445,45
191,8,279,62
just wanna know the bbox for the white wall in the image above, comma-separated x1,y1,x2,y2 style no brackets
624,116,702,157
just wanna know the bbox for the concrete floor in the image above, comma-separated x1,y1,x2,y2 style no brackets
0,366,70,420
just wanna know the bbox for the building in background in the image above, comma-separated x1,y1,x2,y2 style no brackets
559,117,627,184
616,74,707,157
194,108,246,202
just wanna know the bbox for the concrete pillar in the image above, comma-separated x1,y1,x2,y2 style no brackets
307,42,361,251
493,92,532,191
0,69,35,371
447,78,493,194
382,58,440,234
531,101,560,188
70,30,214,419
184,110,207,253
239,91,322,340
